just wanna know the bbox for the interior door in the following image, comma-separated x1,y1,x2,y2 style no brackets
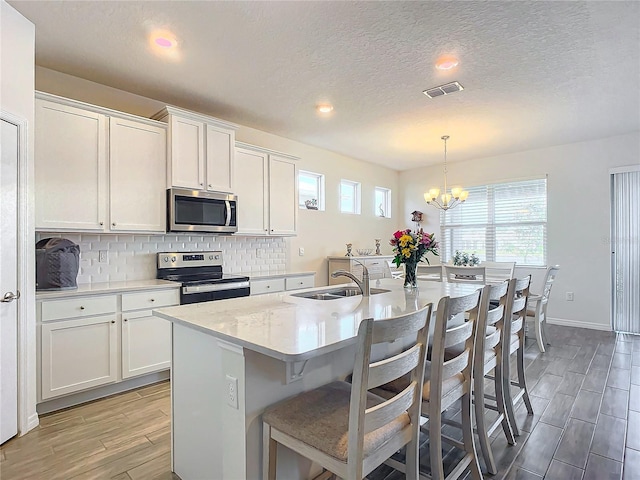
611,168,640,333
0,118,19,444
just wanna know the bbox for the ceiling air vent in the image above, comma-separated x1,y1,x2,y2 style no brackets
423,81,464,99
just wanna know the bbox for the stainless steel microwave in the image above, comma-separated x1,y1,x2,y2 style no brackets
168,188,238,234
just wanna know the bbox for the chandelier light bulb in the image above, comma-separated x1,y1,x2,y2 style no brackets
423,135,469,211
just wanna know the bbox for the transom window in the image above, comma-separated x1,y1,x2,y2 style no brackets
340,179,361,214
298,170,325,210
440,177,547,266
375,187,392,218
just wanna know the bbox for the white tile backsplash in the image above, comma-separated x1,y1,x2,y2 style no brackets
36,233,287,284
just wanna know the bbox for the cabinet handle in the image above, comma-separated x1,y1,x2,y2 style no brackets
200,182,204,186
208,184,212,188
111,320,115,324
124,318,128,322
80,306,85,310
266,285,270,289
99,222,104,226
150,298,155,302
112,222,116,227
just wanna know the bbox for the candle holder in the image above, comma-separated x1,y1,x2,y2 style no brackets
375,239,381,255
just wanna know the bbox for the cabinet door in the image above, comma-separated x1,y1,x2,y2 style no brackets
122,310,171,379
41,315,117,400
268,155,297,235
109,117,167,232
35,99,107,231
205,124,235,193
169,115,204,189
235,148,268,235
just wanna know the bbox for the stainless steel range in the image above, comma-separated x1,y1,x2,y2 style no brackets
156,251,250,304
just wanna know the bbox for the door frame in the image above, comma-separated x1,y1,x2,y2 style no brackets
609,164,640,332
1,110,38,435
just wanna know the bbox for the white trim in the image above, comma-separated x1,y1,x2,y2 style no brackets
609,165,640,174
234,141,299,161
1,110,38,435
217,338,244,355
547,317,612,332
151,104,238,131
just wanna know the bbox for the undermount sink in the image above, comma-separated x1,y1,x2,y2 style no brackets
292,287,390,300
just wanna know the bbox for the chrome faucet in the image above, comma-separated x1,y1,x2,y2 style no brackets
331,260,370,296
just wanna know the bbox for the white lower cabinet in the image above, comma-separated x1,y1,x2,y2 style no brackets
122,310,171,379
41,315,118,400
38,286,179,401
251,273,315,295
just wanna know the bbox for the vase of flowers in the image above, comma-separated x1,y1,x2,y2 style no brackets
390,229,439,288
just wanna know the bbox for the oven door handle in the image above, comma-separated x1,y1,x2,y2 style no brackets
182,281,250,295
225,201,231,227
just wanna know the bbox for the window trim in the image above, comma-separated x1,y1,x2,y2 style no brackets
340,179,361,215
374,186,392,218
298,170,325,211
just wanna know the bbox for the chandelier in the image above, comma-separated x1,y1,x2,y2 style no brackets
424,135,469,211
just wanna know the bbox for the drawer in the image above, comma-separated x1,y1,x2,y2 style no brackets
251,278,285,295
285,275,315,291
122,289,180,311
41,295,117,322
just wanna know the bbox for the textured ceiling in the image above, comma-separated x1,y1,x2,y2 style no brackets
8,1,640,170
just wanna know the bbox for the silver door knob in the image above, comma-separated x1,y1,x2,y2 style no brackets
1,291,20,303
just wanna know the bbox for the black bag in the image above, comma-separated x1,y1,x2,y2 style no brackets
35,238,80,290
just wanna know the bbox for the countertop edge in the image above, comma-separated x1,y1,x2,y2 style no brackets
36,280,181,300
248,271,316,280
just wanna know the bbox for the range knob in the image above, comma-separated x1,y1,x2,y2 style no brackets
209,255,214,260
171,256,177,262
163,256,170,263
215,255,220,260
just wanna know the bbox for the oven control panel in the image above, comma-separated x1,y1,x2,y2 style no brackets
157,251,223,269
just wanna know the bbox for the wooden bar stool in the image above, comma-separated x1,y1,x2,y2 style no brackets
262,303,433,480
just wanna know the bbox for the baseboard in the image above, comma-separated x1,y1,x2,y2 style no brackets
24,412,39,434
547,317,612,332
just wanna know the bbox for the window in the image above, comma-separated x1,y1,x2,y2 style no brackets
340,179,361,214
375,187,391,218
298,170,324,210
440,178,547,266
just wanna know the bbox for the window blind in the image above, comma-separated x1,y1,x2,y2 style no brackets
440,178,547,266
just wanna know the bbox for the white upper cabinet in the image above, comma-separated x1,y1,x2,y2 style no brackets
235,147,269,235
35,92,167,233
152,106,237,193
235,143,298,236
109,117,166,232
35,98,108,231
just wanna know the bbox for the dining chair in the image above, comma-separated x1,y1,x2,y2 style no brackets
502,276,534,436
378,287,487,480
386,260,405,279
262,303,433,480
443,265,486,284
526,265,560,352
481,261,516,283
417,264,443,282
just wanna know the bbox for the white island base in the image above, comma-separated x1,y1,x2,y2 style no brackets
172,322,358,480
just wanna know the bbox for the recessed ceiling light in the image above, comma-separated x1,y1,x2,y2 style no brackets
149,31,178,50
435,55,459,70
316,104,334,114
154,37,175,48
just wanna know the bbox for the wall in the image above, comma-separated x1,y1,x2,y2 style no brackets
35,67,401,286
0,0,37,433
400,131,640,330
36,233,286,283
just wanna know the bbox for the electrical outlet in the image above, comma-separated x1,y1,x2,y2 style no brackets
566,292,574,301
99,250,107,263
299,247,305,256
226,375,238,409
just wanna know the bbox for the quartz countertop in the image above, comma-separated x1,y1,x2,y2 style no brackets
153,279,479,362
327,255,394,260
248,271,316,280
36,279,181,300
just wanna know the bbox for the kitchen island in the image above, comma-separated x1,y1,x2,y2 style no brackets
153,279,479,480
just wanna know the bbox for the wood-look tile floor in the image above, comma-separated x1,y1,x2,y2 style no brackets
1,324,638,480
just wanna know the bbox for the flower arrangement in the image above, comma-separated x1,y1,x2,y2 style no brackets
452,250,480,266
390,229,439,287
